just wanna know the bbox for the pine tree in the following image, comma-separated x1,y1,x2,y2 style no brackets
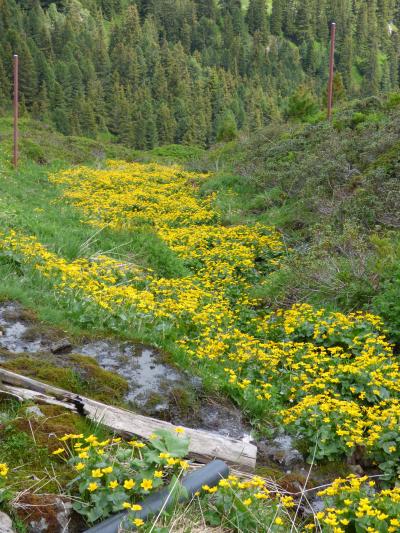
246,0,268,38
31,82,50,120
0,55,11,107
196,0,216,20
270,0,283,35
216,108,237,141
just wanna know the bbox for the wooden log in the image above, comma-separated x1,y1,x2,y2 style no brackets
1,384,77,410
0,368,257,471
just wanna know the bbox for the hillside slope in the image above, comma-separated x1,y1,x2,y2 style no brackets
1,100,400,531
200,94,400,344
0,0,399,148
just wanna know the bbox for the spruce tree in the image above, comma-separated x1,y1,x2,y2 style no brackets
270,0,283,35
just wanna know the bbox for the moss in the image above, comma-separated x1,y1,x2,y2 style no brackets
255,465,284,479
169,385,198,416
2,356,83,392
142,392,165,410
1,353,129,406
69,354,129,404
15,404,109,450
312,460,352,483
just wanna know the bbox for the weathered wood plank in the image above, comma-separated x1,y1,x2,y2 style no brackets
0,368,257,471
1,384,77,410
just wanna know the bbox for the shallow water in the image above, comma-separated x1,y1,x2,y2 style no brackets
0,302,249,439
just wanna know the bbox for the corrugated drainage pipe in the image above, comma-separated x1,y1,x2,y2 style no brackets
85,459,229,533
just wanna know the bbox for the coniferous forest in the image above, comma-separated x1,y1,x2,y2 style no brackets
0,0,399,148
3,2,400,532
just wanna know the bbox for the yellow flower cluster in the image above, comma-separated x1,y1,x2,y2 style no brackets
49,161,215,230
0,463,8,477
1,161,399,474
0,160,284,382
315,475,400,532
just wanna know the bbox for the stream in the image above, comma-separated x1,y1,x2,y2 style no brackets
0,301,349,510
0,302,249,439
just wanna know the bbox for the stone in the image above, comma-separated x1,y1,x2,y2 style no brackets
15,494,79,533
258,434,304,468
50,339,72,354
0,511,15,533
26,405,45,418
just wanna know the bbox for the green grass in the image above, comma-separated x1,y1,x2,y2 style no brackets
0,117,194,336
195,95,400,345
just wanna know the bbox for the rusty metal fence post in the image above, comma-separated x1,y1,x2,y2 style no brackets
13,54,19,168
327,22,336,121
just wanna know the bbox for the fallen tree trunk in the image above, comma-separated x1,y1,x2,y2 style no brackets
0,368,257,471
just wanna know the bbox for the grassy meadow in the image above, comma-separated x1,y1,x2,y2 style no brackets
1,98,400,531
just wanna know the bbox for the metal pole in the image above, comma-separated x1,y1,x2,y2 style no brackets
13,54,19,168
327,22,336,120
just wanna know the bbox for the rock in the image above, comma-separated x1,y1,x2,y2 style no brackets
15,494,82,533
26,406,45,418
50,339,72,354
258,434,304,468
348,464,364,476
0,511,15,533
303,497,325,516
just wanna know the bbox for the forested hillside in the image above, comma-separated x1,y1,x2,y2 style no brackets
0,0,399,148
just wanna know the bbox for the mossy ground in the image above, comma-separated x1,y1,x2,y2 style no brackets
0,400,111,492
1,353,129,406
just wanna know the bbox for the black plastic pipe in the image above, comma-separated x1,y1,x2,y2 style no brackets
85,460,229,533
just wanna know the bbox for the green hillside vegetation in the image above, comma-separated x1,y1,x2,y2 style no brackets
200,94,400,344
1,94,400,356
1,95,400,530
0,0,399,149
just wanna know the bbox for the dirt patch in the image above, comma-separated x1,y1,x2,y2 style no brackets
14,493,84,533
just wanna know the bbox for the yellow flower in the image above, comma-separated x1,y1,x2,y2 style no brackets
275,517,283,525
79,452,89,459
243,498,252,506
0,464,9,477
154,471,163,478
159,453,170,459
175,427,185,434
91,469,103,478
122,502,132,509
133,518,144,527
75,463,85,471
109,480,119,489
88,482,98,492
140,479,153,491
102,466,113,474
128,440,146,448
124,479,136,490
52,448,65,455
131,504,142,511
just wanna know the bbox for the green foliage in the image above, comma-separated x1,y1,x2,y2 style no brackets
204,98,400,339
202,481,287,531
216,109,238,142
59,430,190,523
373,268,400,345
285,86,319,121
0,0,398,148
